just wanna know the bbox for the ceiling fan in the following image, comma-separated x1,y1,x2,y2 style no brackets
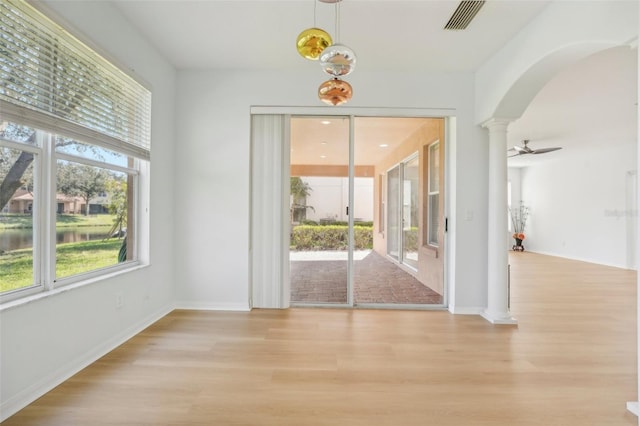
508,139,562,157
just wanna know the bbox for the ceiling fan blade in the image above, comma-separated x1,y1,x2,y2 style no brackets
508,152,523,158
512,145,528,153
531,147,562,154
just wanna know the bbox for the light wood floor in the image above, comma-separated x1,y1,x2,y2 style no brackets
3,252,638,425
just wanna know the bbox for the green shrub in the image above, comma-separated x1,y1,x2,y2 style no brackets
331,221,349,227
354,225,374,249
355,220,373,227
291,225,373,250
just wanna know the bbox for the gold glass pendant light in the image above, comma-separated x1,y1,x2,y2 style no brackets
296,1,332,60
296,28,332,60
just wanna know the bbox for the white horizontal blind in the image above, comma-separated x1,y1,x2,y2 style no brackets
0,0,151,158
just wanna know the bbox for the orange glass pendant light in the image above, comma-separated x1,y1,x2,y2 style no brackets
318,78,353,106
296,27,333,60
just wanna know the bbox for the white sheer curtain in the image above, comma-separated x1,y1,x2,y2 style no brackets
250,114,290,308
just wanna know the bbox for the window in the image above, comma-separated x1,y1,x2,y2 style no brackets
378,173,385,233
1,122,145,299
0,1,150,302
0,129,37,293
427,142,440,247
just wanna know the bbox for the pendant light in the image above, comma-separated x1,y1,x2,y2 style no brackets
317,0,356,105
319,1,356,77
318,78,353,106
296,1,332,60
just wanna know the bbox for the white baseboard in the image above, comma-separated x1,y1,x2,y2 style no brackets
0,303,174,423
448,306,484,315
627,401,639,416
481,310,518,325
527,250,631,271
174,301,251,311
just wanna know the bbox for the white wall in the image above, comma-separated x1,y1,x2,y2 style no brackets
302,177,374,223
174,69,488,311
0,2,177,420
520,142,636,268
509,45,638,269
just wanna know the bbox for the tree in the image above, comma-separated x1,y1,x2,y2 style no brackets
0,125,105,212
0,125,36,211
1,13,118,212
290,177,314,223
106,176,127,237
105,176,129,263
57,162,108,215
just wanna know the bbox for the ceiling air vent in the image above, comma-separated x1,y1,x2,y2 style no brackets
444,0,486,30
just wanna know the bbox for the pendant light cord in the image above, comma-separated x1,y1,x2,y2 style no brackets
334,1,340,42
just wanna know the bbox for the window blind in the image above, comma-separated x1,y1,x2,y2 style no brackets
0,0,151,159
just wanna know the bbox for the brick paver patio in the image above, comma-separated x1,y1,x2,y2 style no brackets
290,250,443,305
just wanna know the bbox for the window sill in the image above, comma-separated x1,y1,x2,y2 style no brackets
0,263,149,313
422,245,439,258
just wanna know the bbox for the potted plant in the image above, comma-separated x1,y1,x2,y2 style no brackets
510,202,529,252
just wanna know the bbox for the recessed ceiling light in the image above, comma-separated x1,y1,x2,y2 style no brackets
321,120,331,125
320,155,327,158
321,141,327,145
379,144,389,148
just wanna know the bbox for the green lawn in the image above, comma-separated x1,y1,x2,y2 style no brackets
0,213,116,230
0,238,123,293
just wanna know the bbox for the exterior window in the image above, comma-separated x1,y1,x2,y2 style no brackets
427,142,440,247
0,124,38,293
1,123,145,298
378,174,385,233
0,1,150,302
55,145,136,280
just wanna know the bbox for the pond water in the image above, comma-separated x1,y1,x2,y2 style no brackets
0,227,111,252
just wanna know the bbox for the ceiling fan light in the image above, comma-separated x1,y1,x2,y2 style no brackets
296,27,333,60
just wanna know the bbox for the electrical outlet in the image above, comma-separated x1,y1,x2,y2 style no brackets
115,292,123,309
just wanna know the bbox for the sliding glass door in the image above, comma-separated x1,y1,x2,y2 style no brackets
387,154,419,270
289,116,350,304
284,115,446,308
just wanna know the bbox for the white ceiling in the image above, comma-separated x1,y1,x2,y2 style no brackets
111,1,636,166
508,45,638,167
112,0,550,72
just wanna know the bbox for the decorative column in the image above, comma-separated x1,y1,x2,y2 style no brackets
482,118,517,324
